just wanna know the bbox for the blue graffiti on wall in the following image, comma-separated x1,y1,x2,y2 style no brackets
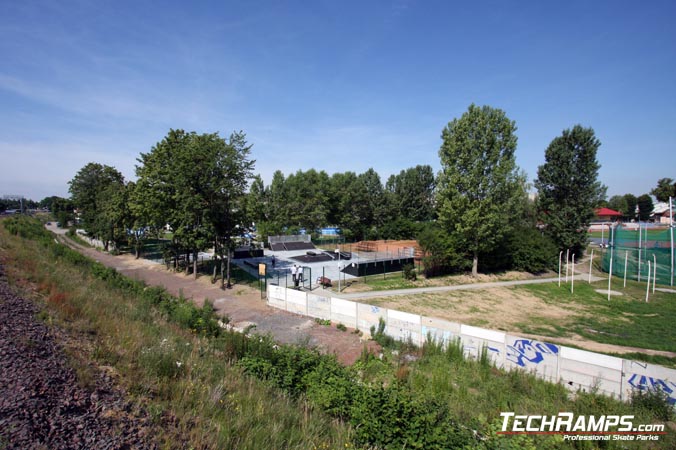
627,374,676,405
506,339,559,367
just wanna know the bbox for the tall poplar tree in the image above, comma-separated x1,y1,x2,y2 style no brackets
437,104,524,277
535,125,605,257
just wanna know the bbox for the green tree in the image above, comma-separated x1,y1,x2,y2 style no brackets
384,165,436,223
637,194,654,221
358,168,386,237
607,195,628,217
284,169,330,233
126,181,157,259
68,162,125,250
437,104,524,277
98,181,130,251
134,129,254,283
267,170,288,230
246,174,267,227
623,193,638,220
328,172,369,240
40,196,74,226
650,178,676,202
535,125,605,258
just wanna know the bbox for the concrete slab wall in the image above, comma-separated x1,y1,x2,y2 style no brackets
307,293,331,320
386,309,421,343
459,325,505,366
505,336,559,382
421,317,461,346
622,360,676,404
559,347,623,398
331,298,358,328
285,289,307,315
267,286,673,403
357,303,387,335
267,285,286,310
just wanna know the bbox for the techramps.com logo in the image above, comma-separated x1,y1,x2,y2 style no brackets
498,412,666,442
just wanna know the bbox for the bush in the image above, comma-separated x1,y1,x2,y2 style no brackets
508,226,558,273
417,224,469,277
403,263,417,281
480,226,558,273
631,387,675,421
349,383,474,449
370,317,395,349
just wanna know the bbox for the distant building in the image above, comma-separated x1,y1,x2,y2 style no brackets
651,202,672,225
593,207,622,222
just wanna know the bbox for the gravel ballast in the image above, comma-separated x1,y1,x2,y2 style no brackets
0,265,157,450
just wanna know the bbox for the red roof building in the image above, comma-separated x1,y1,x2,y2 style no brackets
594,207,622,221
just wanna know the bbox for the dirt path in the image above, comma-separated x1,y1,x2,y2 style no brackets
55,231,675,361
57,235,376,365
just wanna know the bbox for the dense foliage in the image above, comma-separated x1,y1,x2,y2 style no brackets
637,194,654,221
133,129,254,286
254,165,435,242
68,163,127,251
437,104,526,276
535,125,606,257
650,177,676,202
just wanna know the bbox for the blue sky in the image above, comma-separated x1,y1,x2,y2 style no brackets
1,0,675,201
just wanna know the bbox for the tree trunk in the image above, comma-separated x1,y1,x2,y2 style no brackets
185,250,190,275
226,248,232,289
220,256,225,290
472,251,479,277
193,250,198,279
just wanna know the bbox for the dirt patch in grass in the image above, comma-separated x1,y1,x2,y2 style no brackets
366,286,583,331
361,285,676,358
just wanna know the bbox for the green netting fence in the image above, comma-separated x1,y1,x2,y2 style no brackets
601,224,674,286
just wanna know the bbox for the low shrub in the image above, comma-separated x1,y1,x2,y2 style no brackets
402,263,417,281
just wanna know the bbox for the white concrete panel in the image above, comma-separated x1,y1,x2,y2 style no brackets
504,336,559,382
356,303,386,335
388,309,421,324
307,294,331,320
421,317,461,346
560,347,623,371
285,289,307,315
332,298,357,316
559,358,622,398
460,325,505,344
330,298,357,328
622,360,676,404
286,289,307,305
386,309,421,345
267,295,286,310
267,285,286,309
268,285,285,301
459,334,505,367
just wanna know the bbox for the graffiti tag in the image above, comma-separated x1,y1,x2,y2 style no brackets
627,374,676,405
506,339,559,367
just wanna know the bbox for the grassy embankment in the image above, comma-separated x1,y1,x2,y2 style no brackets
1,216,673,449
1,217,352,449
